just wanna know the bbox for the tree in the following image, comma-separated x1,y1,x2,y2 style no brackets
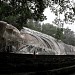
0,0,75,30
26,19,41,31
41,23,57,37
0,0,47,30
50,0,75,21
55,28,63,40
62,28,75,46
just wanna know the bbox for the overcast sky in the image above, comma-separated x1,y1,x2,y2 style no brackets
42,7,75,32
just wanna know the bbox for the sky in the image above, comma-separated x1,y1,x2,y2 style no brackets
42,7,75,32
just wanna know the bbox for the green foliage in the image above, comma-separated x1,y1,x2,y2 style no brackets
41,23,57,37
62,28,75,46
55,28,63,40
0,0,75,30
49,0,75,25
26,19,41,32
0,0,47,30
41,24,63,41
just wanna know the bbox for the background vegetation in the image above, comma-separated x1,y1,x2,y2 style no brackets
0,0,75,29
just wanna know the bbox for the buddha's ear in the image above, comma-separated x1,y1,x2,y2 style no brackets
0,21,7,37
